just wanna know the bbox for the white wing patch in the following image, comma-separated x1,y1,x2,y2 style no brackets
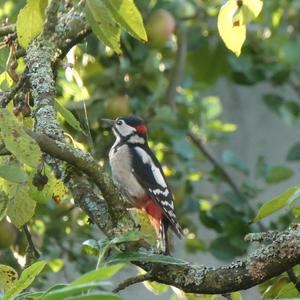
151,188,169,197
135,147,167,188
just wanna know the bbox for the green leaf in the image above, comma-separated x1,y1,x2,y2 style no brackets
55,101,84,133
231,291,243,300
103,0,147,42
202,96,222,119
0,109,42,168
254,186,300,222
85,0,122,54
59,293,121,300
0,165,27,183
287,142,300,161
0,191,9,221
222,149,249,175
217,0,246,56
266,166,294,184
7,184,36,228
0,265,18,295
16,0,48,48
3,260,47,300
106,252,187,265
41,283,114,300
143,281,169,295
70,264,124,286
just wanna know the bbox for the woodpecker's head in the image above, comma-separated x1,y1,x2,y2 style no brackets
102,115,148,142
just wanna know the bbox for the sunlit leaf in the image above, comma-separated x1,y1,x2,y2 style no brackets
103,0,147,42
16,0,48,48
3,260,47,300
0,109,41,168
202,96,222,119
233,0,263,26
143,281,169,295
0,264,18,295
85,0,122,54
217,0,246,56
254,186,300,222
48,259,64,273
231,291,243,300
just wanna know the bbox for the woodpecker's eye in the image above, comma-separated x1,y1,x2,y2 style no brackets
116,120,123,126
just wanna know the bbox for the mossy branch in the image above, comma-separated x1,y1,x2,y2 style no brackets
4,0,300,295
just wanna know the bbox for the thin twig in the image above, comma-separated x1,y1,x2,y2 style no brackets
0,24,16,37
42,0,61,39
113,273,152,293
188,131,242,199
287,269,300,293
23,224,40,259
187,131,267,232
1,73,27,107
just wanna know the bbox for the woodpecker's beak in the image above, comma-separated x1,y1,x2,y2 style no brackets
101,118,114,128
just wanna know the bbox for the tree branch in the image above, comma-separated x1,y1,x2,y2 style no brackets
287,268,300,293
113,273,152,293
7,0,300,295
0,24,16,37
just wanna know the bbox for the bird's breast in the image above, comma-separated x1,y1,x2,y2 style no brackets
109,144,145,200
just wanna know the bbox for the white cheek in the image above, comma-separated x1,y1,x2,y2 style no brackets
118,123,135,137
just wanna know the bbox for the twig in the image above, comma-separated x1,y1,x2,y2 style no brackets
0,24,16,37
1,73,27,107
23,224,40,259
113,273,152,293
53,28,91,70
287,269,300,293
188,131,267,232
188,131,242,199
42,0,61,39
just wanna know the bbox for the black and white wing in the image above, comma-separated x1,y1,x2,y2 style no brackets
130,145,183,238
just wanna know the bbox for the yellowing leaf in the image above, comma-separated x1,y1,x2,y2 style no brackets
0,109,42,168
218,0,246,56
103,0,147,42
3,261,47,300
0,264,18,295
233,0,263,26
29,165,67,203
7,183,36,228
85,0,122,54
16,0,48,48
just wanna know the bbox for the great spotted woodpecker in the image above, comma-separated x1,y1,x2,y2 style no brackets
103,115,183,254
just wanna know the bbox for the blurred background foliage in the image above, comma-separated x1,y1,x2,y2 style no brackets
1,0,300,299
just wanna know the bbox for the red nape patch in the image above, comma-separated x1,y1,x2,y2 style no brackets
135,124,148,135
